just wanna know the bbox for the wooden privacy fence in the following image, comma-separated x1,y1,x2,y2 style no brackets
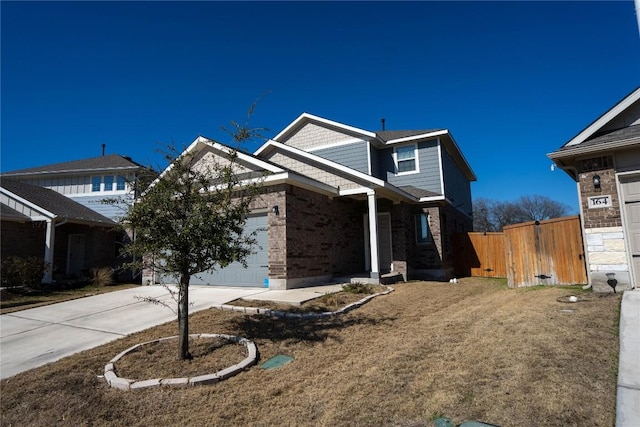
454,215,588,287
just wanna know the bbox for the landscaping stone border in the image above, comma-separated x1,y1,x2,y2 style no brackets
104,334,257,390
211,286,394,319
105,286,393,390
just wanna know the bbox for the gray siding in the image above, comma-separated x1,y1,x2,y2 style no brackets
369,144,381,178
22,173,134,195
23,176,91,195
68,194,133,222
312,141,369,174
379,140,442,194
442,148,472,216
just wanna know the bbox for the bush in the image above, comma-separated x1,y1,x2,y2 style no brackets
342,282,375,294
90,267,114,287
1,256,49,288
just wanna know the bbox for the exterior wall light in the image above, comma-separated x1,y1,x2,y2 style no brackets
593,174,601,190
272,205,279,216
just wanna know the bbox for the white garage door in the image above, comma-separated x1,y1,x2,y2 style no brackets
190,213,268,287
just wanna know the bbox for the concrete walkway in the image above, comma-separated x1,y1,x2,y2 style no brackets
0,284,341,380
617,289,640,427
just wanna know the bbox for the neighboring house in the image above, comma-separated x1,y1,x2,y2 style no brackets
549,86,640,292
1,153,148,222
1,153,152,282
1,179,117,282
147,113,476,289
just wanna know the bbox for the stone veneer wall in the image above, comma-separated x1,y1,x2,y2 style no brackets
578,156,631,292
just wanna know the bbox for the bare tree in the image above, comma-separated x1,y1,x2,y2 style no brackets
120,113,265,360
515,194,571,222
473,194,571,232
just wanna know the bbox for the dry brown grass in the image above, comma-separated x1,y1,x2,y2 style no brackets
0,282,139,314
0,278,621,427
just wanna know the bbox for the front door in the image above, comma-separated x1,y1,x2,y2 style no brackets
67,234,86,276
621,176,640,287
364,213,393,273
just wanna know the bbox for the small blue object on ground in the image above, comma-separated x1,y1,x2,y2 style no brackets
260,354,294,370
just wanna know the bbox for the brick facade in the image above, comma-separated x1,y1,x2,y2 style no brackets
1,221,46,259
260,184,365,288
1,220,117,279
578,155,631,292
578,157,622,229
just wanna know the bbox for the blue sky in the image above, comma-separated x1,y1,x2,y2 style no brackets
2,1,639,213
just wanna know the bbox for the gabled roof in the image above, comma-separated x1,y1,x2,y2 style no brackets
273,113,377,142
0,179,117,226
561,86,640,148
260,113,476,182
148,136,285,192
550,124,640,159
376,129,445,142
548,87,640,176
1,203,30,222
1,154,144,177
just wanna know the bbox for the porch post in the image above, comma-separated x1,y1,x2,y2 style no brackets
43,219,55,283
367,191,380,279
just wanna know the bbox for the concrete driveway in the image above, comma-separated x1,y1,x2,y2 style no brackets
0,285,265,380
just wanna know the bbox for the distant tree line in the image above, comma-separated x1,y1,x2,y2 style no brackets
473,194,572,232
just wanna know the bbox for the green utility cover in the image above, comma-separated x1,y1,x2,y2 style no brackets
260,354,294,370
434,418,454,427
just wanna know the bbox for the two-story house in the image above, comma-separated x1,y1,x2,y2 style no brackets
148,113,476,289
1,153,150,282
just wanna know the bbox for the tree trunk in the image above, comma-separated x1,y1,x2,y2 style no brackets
177,273,191,360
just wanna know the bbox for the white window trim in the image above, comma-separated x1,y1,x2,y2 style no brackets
393,144,420,176
91,176,102,192
90,175,129,193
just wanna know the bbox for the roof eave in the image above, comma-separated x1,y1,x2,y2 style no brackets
563,86,640,148
273,112,377,142
548,136,640,160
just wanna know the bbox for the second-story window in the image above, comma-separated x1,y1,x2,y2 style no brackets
395,145,418,174
116,175,126,191
104,175,114,191
91,176,101,192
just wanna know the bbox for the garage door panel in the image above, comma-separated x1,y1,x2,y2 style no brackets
165,214,268,287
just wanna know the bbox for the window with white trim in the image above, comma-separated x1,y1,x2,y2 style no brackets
394,145,418,174
104,175,114,191
91,176,101,192
116,175,126,191
415,213,431,244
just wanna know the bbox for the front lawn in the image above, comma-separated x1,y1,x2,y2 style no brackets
0,278,621,426
0,282,139,314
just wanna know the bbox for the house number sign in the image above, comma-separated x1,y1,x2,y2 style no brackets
588,195,612,208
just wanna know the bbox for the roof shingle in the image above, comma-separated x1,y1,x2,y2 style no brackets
0,179,117,226
1,154,144,176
